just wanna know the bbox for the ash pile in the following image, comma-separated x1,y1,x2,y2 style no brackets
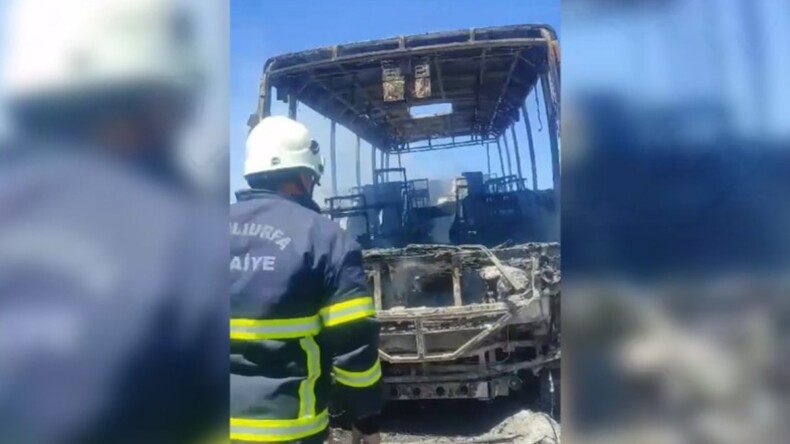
329,404,561,444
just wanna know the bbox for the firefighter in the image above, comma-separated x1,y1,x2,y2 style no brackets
231,116,384,444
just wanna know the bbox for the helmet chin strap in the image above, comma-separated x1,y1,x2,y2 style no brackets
289,175,321,213
294,174,315,199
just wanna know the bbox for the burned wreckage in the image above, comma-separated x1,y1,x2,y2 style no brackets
250,25,561,401
367,243,560,401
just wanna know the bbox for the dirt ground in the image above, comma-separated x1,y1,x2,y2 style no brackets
328,398,561,444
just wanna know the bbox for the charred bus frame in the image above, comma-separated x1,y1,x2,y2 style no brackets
251,24,561,204
250,25,562,402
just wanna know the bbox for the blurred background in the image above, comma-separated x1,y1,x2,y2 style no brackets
0,0,228,442
563,0,790,443
0,0,228,198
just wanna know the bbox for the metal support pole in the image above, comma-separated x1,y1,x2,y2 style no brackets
330,120,338,197
502,135,513,178
539,73,561,199
510,125,523,181
287,94,297,119
397,151,402,168
355,135,361,188
496,140,505,178
452,266,463,306
486,144,491,177
259,79,272,119
371,145,377,185
522,104,538,190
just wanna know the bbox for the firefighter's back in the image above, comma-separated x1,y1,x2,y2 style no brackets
230,190,337,443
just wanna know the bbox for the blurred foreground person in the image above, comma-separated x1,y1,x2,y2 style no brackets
231,116,383,444
0,0,226,443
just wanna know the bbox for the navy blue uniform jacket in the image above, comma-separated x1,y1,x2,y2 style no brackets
230,189,383,443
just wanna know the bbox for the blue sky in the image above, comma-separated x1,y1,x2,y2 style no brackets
230,0,561,201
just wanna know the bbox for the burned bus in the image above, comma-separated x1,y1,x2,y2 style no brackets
249,24,561,406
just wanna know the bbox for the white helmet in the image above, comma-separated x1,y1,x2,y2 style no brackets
244,116,325,181
2,0,200,102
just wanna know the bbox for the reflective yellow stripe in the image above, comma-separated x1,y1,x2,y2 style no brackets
333,360,382,388
230,409,329,442
230,319,324,441
230,315,321,340
319,297,376,327
297,337,321,418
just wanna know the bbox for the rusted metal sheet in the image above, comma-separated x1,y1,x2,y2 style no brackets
413,57,432,99
382,60,404,102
